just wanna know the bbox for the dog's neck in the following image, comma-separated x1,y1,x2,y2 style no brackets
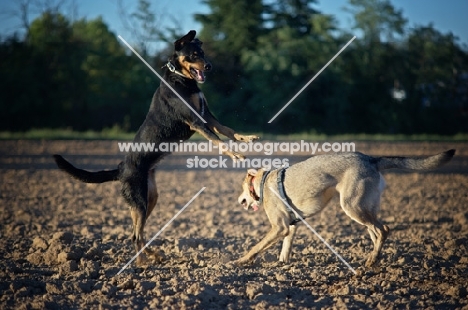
165,61,186,78
249,170,271,204
163,64,200,92
248,175,260,201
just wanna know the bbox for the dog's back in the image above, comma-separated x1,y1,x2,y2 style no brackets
287,149,455,180
285,152,379,190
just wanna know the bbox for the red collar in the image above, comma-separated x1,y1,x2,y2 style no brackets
248,176,260,201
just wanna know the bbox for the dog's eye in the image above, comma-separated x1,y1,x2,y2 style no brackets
190,51,204,59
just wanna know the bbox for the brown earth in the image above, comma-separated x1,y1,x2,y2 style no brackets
0,140,467,309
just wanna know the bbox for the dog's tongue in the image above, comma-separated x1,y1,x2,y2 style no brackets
195,69,205,82
252,202,259,212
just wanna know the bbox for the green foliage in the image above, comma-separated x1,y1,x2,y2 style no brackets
196,0,263,53
196,0,467,135
344,0,407,42
0,11,155,132
0,0,467,136
194,0,264,123
263,0,319,35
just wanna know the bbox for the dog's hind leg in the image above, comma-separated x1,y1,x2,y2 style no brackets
143,169,163,263
365,222,390,267
146,169,158,220
279,224,297,263
339,177,389,267
121,169,150,266
343,204,389,267
342,202,390,267
129,207,148,265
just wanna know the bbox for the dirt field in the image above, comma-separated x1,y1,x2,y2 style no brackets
1,140,467,309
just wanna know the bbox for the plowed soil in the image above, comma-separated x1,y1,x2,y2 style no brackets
1,140,467,309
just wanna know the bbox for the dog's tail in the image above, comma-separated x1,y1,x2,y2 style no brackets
53,155,119,183
376,149,455,171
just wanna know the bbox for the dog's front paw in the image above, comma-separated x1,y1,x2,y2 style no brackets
365,255,378,268
225,261,238,268
235,134,260,143
231,257,253,267
225,151,246,162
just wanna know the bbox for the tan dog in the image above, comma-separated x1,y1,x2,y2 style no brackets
236,150,455,267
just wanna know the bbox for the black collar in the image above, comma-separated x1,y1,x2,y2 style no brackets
258,169,272,206
257,168,300,226
276,168,300,225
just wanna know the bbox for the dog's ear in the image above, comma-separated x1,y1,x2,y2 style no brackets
174,30,196,51
247,169,258,176
192,38,203,46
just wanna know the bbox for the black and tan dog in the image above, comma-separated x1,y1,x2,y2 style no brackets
54,30,258,265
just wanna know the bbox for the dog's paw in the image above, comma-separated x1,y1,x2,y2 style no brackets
135,254,150,267
145,248,165,264
225,261,238,268
235,134,260,143
365,256,378,268
230,260,244,267
225,151,246,162
231,257,253,267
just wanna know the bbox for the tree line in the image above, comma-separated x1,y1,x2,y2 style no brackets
1,0,467,135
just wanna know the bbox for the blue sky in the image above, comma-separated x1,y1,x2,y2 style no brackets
1,0,467,48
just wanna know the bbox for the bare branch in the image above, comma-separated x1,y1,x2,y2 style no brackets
115,0,182,55
1,0,75,36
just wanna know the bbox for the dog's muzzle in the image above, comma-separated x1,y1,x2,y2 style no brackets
191,62,211,84
240,198,259,211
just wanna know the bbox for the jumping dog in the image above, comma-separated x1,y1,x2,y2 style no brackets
236,150,455,267
54,30,258,265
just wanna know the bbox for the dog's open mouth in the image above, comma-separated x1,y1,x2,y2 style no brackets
190,67,205,83
243,201,259,212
